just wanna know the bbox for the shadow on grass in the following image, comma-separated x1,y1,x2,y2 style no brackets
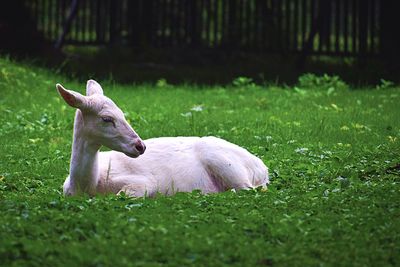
4,45,400,86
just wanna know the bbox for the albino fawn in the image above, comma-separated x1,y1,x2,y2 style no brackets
57,80,269,197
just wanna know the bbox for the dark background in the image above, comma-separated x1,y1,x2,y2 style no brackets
1,0,399,85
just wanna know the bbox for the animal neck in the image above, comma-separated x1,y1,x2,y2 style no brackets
69,110,101,195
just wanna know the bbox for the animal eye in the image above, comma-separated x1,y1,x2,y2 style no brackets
102,117,114,123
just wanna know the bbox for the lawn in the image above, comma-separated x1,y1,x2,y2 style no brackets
0,57,399,266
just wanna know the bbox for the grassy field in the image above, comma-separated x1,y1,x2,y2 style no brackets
0,57,399,266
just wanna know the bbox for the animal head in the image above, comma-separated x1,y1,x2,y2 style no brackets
56,80,146,158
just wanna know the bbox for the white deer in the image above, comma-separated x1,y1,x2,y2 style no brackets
57,80,269,197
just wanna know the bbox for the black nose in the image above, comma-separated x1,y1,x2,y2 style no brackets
135,141,146,154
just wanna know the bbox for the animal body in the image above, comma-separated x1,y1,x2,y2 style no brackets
57,80,269,197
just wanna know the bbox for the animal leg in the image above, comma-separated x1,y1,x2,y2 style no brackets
113,176,156,197
196,138,269,191
204,157,254,190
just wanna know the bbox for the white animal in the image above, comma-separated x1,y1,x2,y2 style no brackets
57,80,269,197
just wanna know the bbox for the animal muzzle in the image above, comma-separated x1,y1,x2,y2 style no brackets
134,139,146,154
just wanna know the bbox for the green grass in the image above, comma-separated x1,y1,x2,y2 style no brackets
0,57,399,266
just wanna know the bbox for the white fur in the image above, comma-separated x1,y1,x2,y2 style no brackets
58,80,269,197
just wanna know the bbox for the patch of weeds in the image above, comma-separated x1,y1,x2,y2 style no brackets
375,79,395,90
298,73,349,92
156,78,170,88
232,76,256,88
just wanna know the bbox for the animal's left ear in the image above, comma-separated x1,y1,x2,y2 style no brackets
86,79,104,96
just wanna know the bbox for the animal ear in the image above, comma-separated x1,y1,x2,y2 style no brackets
86,79,104,96
56,83,87,109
